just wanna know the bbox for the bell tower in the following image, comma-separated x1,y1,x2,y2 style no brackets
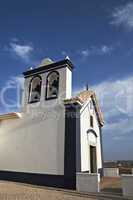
21,58,73,113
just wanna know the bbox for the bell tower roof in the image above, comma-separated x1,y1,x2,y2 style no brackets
23,58,74,77
38,58,54,67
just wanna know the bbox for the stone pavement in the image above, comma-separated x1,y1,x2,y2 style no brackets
0,181,131,200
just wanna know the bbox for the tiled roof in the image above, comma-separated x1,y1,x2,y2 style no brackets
64,90,104,126
78,90,94,102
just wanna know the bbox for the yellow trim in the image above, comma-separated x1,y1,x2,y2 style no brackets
0,112,21,121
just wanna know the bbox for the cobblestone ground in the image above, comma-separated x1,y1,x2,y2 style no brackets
0,181,131,200
0,181,97,200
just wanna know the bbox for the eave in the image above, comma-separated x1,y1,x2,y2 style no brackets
0,112,21,121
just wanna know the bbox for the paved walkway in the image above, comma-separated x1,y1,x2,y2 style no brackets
0,181,131,200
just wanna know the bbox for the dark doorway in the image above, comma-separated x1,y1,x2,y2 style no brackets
90,145,97,173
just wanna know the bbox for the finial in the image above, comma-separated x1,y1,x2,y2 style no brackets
65,56,70,60
86,83,89,91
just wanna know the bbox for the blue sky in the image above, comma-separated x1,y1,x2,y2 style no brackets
0,0,133,160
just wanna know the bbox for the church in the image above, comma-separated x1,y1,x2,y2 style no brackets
0,58,104,189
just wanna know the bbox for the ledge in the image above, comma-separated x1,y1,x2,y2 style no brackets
0,112,21,121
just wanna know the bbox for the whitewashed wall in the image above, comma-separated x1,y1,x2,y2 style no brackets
122,175,133,197
76,173,100,193
104,168,119,177
0,66,72,175
80,99,102,172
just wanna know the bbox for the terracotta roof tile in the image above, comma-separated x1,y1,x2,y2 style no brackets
64,90,104,126
77,90,94,102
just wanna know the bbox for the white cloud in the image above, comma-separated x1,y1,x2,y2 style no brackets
93,76,133,119
11,75,24,89
92,76,133,140
0,75,24,114
80,49,90,57
9,42,34,63
111,2,133,31
101,45,113,54
104,118,133,139
61,51,71,60
80,45,113,57
61,51,67,56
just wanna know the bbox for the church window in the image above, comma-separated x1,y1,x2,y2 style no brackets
46,71,59,100
90,115,94,127
28,76,42,103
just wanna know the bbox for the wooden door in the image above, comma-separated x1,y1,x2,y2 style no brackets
90,145,97,173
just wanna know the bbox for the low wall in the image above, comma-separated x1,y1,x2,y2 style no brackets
122,175,133,197
104,168,119,177
76,173,100,193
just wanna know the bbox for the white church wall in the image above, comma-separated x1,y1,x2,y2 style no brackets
0,106,65,175
0,65,72,175
95,125,102,170
122,175,133,197
66,67,72,99
80,99,102,173
90,102,102,170
80,105,90,172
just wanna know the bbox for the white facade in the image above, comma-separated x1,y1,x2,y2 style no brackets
122,175,133,197
0,109,65,175
0,58,104,189
80,100,102,173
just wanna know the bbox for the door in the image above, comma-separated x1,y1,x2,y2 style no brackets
90,145,97,173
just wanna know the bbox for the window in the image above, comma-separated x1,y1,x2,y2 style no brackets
90,100,93,110
90,115,94,128
28,76,42,103
46,71,59,100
